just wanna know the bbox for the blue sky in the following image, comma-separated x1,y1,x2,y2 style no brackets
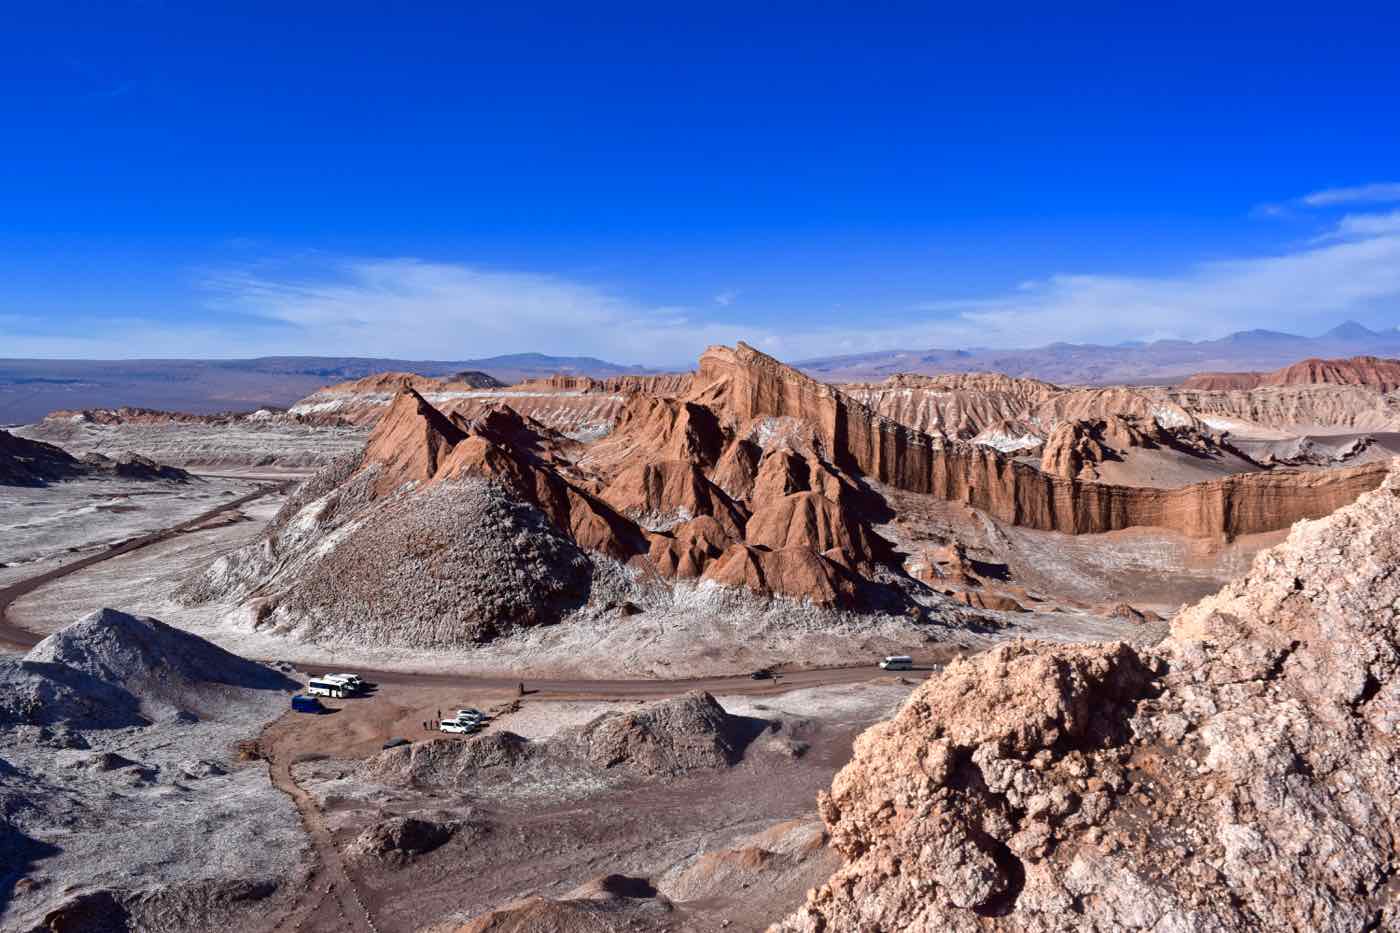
3,2,1400,364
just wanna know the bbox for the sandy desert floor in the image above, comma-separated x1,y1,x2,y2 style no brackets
257,676,918,932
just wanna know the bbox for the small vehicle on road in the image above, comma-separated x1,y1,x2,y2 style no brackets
291,694,323,713
878,655,914,671
334,673,366,691
749,668,774,680
439,719,480,735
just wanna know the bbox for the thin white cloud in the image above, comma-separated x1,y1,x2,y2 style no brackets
5,205,1400,363
1300,182,1400,207
197,259,750,364
713,290,739,307
1323,209,1400,240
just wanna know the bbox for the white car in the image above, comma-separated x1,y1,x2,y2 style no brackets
439,719,479,734
455,708,488,722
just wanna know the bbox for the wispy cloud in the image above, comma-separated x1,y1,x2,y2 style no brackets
1300,182,1400,207
1324,209,1400,240
713,290,739,307
198,259,751,364
6,190,1400,362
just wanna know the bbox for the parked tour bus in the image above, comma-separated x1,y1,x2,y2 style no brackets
306,677,351,699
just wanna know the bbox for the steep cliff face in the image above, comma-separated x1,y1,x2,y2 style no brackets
694,343,1389,540
779,464,1400,931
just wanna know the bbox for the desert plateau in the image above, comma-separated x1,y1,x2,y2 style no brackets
7,335,1400,932
7,7,1400,930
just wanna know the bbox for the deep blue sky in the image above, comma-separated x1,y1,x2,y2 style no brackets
4,2,1400,363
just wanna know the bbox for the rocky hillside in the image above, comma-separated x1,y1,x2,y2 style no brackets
779,461,1400,931
0,609,304,932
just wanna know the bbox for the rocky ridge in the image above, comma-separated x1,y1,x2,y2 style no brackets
1180,354,1400,392
1,429,191,486
779,459,1400,931
179,343,1393,651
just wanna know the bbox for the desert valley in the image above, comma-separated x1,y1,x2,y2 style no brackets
4,342,1400,931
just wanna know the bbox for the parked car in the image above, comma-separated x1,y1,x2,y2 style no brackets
381,737,411,750
455,708,488,722
291,694,323,713
439,719,480,735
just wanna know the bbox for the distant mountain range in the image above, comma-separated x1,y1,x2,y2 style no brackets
6,322,1400,424
0,354,658,424
794,322,1400,385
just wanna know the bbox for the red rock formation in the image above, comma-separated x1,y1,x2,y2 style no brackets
1181,355,1400,392
363,388,467,494
693,343,1390,541
779,465,1400,932
743,492,875,565
701,544,862,607
599,460,747,536
647,516,736,578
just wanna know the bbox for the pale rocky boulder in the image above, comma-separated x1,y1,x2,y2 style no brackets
779,463,1400,932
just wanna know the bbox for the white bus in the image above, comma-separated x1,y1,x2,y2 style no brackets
306,678,350,698
879,655,913,671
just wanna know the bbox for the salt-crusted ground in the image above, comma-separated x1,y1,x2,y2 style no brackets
0,473,264,572
268,679,916,932
15,416,367,471
9,516,1157,676
0,610,310,933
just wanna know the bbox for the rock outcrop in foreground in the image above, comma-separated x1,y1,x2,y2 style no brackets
780,462,1400,932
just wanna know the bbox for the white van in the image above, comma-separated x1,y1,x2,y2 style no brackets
440,719,479,735
879,655,913,671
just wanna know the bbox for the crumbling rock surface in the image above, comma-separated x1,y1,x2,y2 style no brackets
779,462,1400,932
559,690,743,777
0,611,304,933
345,814,465,864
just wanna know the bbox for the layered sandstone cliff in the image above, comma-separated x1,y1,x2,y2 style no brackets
779,462,1400,931
694,343,1388,540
